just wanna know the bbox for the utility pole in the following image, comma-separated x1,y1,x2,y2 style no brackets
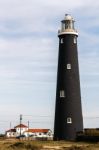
20,114,22,136
28,121,29,140
10,122,11,138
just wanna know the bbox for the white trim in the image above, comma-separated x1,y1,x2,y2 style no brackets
58,32,78,36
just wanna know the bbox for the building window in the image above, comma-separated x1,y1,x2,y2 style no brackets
67,117,72,124
74,36,77,44
60,90,65,97
60,38,64,44
67,64,71,69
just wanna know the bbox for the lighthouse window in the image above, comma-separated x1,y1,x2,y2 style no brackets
67,64,71,69
65,20,70,29
60,90,65,97
60,38,64,44
74,36,77,44
67,118,72,124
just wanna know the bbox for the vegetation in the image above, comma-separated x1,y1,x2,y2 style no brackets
0,139,99,150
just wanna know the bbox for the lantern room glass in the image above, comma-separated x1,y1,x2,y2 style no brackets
61,20,75,30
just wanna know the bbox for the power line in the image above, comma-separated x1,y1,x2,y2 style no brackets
83,116,99,119
0,116,99,124
23,115,52,118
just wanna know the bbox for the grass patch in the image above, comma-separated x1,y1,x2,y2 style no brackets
0,140,98,150
68,146,86,150
9,141,42,150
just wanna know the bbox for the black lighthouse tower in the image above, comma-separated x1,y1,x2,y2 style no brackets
54,14,83,140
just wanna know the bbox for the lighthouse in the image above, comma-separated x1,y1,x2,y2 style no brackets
54,14,83,140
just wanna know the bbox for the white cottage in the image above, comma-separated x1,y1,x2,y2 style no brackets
24,129,52,138
14,124,28,136
6,124,28,138
6,129,16,138
6,124,53,139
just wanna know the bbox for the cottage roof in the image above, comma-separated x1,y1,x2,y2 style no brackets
25,129,50,133
6,129,16,132
14,124,28,128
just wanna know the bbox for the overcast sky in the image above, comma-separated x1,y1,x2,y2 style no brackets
0,0,99,133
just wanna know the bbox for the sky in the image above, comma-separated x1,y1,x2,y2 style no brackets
0,0,99,133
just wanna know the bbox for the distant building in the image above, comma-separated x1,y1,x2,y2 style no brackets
24,129,52,138
14,124,28,136
6,129,16,138
6,124,28,138
5,123,52,139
